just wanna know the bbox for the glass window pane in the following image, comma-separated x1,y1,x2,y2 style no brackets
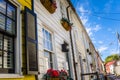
50,42,52,50
49,33,52,41
47,41,49,50
0,34,3,50
0,54,2,68
7,4,15,20
46,31,49,40
3,52,13,68
45,30,47,40
42,28,44,36
43,29,52,50
6,18,15,34
45,40,47,49
27,12,36,40
4,36,13,52
0,50,2,56
0,0,6,14
0,14,5,30
44,51,49,58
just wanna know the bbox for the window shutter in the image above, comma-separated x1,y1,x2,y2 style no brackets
25,7,38,74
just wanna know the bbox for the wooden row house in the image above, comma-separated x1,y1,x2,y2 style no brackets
0,0,104,80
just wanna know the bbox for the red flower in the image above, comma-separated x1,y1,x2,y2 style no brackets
46,69,60,78
52,1,57,8
60,69,68,76
52,70,59,77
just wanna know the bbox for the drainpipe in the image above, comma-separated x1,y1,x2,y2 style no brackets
66,5,78,80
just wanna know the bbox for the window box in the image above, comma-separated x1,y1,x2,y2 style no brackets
60,18,72,31
47,78,60,80
43,69,60,80
40,0,57,14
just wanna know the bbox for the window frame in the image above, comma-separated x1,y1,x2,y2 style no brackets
0,0,17,73
0,0,17,37
42,28,53,69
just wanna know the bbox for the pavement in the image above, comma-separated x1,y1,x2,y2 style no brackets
107,74,120,80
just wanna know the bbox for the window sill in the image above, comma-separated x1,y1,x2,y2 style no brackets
0,74,24,78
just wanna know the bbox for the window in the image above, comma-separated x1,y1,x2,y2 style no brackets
42,29,53,69
0,0,16,73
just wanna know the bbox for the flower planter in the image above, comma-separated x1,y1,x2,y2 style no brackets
61,76,67,80
40,0,57,14
47,78,60,80
61,20,71,31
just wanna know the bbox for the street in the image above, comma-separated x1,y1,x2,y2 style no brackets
107,74,120,80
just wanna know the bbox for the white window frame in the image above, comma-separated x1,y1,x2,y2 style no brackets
42,28,54,70
0,0,23,78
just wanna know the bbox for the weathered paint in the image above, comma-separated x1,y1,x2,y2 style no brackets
17,0,32,10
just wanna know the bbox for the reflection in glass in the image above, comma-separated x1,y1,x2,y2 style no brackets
0,34,2,50
42,29,52,51
7,4,15,20
4,36,13,52
3,52,13,68
0,0,6,14
0,14,5,30
0,51,2,68
6,18,15,34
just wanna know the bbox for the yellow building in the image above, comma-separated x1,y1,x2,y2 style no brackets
0,0,38,80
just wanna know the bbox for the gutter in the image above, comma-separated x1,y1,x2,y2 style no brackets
66,4,78,80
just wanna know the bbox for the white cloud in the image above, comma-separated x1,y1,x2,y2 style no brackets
79,6,87,13
78,6,89,25
108,28,112,31
98,41,103,44
98,46,108,53
78,5,102,46
78,5,88,14
91,37,96,44
93,25,101,32
86,27,93,36
85,24,101,37
110,49,119,54
80,16,88,25
112,31,115,34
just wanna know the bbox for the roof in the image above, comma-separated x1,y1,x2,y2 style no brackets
105,61,116,66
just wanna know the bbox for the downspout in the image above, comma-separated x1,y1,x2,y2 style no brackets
66,5,78,80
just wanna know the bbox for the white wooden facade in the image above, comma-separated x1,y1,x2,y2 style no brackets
34,0,102,80
34,0,75,79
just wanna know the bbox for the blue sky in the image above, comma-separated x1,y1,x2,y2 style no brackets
71,0,120,61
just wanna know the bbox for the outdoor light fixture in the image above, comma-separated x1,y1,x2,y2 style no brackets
89,52,92,55
83,59,86,62
86,49,89,52
61,41,69,52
